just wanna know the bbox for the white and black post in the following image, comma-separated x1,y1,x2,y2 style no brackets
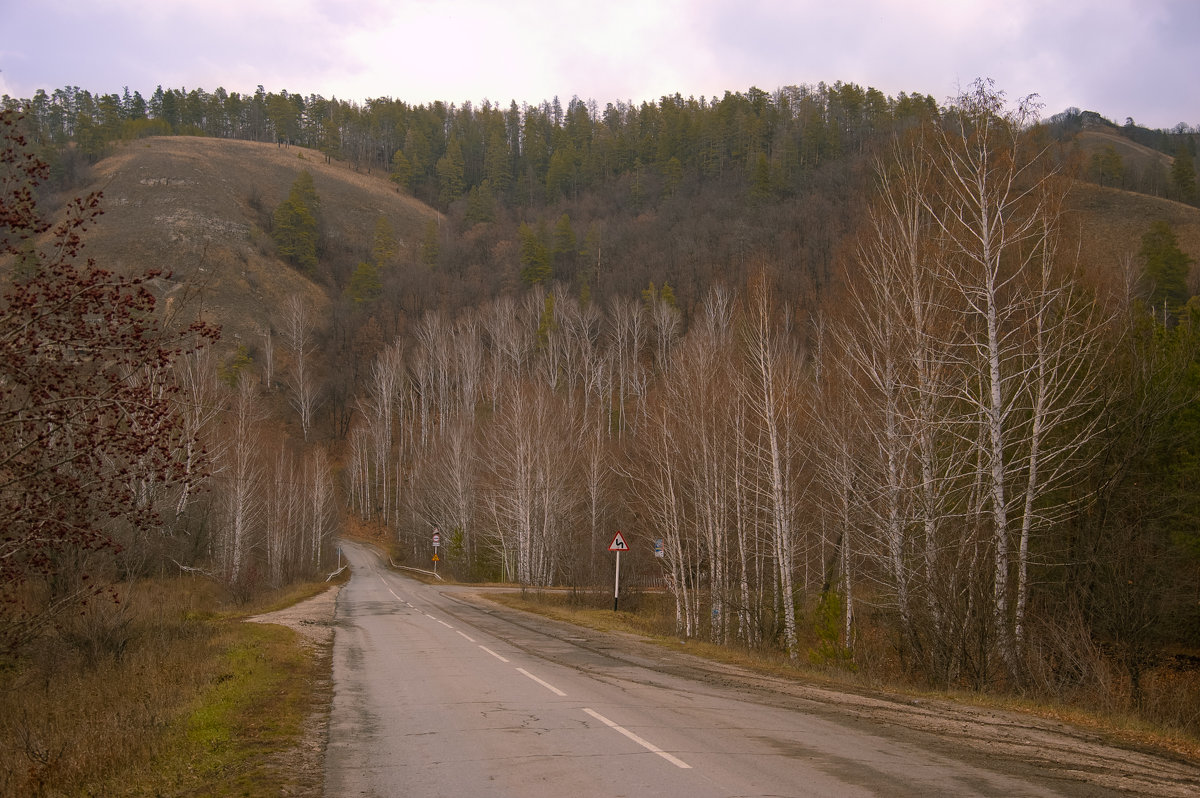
608,531,629,611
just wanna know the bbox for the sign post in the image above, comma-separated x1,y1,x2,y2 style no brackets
432,527,441,575
608,531,629,611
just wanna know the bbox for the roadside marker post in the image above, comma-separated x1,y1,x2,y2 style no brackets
608,531,629,611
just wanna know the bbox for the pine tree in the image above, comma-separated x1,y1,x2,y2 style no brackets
272,170,320,271
552,213,576,271
1171,145,1197,204
348,261,382,304
1091,145,1124,187
1140,220,1194,316
519,221,551,285
465,180,496,225
485,126,512,197
389,149,412,189
371,216,398,266
436,136,465,206
660,282,677,309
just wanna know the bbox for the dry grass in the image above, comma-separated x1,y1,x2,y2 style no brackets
74,136,437,354
1067,180,1200,293
0,577,329,797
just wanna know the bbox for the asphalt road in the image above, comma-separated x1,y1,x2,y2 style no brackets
324,541,1199,797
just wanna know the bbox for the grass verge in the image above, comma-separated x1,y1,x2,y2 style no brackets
0,579,332,797
119,622,323,797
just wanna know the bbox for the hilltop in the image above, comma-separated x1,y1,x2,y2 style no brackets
1068,128,1200,289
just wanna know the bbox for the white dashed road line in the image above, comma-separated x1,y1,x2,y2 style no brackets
516,667,567,697
382,581,690,773
582,708,692,769
479,646,509,663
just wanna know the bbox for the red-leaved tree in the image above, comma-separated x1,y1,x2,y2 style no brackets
0,109,218,651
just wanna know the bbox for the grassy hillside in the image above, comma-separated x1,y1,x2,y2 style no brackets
1069,180,1200,294
1075,126,1174,173
77,136,438,348
1070,125,1179,199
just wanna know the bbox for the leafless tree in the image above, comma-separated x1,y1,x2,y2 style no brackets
265,443,300,585
607,296,648,439
481,295,528,412
479,380,583,586
261,326,274,390
739,273,805,659
282,294,321,441
215,376,265,588
304,446,337,570
171,347,225,518
409,418,478,571
926,80,1113,679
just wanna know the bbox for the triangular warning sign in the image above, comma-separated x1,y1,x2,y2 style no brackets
608,531,629,551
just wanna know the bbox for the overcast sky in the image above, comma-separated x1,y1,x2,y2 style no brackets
1,0,1196,129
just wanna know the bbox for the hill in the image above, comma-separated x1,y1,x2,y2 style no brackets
1068,180,1200,295
77,136,438,348
72,133,1200,351
1071,124,1176,197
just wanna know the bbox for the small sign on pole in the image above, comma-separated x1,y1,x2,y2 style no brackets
609,531,628,611
432,528,440,575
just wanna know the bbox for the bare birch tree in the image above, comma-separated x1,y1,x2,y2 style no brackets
608,296,648,438
304,446,337,570
216,376,264,589
740,273,804,659
282,294,320,441
919,79,1112,679
171,347,226,519
265,443,300,585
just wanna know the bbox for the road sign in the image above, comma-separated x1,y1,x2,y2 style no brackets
609,531,629,611
432,554,440,562
432,531,441,546
654,538,664,558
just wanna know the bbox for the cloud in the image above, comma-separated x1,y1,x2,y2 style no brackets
3,0,1195,128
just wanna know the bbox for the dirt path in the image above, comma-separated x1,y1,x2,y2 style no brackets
249,584,341,646
247,584,342,796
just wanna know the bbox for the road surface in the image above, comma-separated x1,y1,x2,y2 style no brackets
324,541,1200,797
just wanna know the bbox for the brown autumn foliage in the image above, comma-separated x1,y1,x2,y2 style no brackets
0,109,218,652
